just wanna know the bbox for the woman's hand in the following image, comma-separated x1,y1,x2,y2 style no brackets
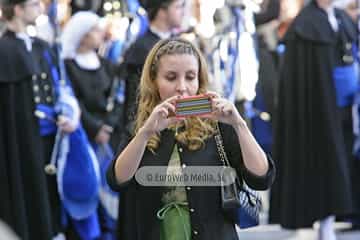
139,95,182,138
207,92,269,176
206,92,246,128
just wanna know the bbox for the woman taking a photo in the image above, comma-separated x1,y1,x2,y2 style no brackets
107,38,275,240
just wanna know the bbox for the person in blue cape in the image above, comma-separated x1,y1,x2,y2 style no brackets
62,11,123,239
269,0,358,239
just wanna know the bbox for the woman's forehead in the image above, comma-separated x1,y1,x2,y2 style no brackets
158,54,199,71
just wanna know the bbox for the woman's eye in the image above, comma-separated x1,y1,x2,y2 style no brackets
166,76,176,81
186,75,196,81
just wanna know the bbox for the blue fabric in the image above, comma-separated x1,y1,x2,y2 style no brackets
92,144,117,197
92,144,119,218
333,63,359,107
115,80,125,104
251,92,273,153
353,94,360,159
236,207,259,228
71,213,101,240
55,95,75,119
125,0,149,38
127,0,140,13
43,49,61,97
47,2,57,26
277,44,286,55
98,206,117,240
35,49,59,136
92,143,118,239
61,127,100,220
352,44,360,64
41,25,102,238
60,196,101,240
106,40,124,63
244,101,256,119
36,104,57,136
136,13,149,37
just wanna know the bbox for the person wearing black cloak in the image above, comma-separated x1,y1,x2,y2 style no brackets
117,0,186,152
269,0,357,239
0,0,75,238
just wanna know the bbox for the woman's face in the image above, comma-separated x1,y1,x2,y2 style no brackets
155,53,199,101
80,25,105,50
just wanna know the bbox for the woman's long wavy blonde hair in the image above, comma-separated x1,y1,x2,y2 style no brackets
134,38,217,152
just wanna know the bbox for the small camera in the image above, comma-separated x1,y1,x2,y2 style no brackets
175,94,213,117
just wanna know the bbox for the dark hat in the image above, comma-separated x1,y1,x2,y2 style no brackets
0,0,28,6
140,0,173,12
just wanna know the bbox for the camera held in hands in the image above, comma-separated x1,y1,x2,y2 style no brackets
175,94,213,117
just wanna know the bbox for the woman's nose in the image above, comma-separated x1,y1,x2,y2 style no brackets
176,80,186,94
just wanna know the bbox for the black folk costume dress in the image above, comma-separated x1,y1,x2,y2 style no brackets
65,55,123,150
269,1,356,229
0,30,61,239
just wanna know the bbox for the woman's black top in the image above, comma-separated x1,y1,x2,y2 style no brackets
107,122,275,240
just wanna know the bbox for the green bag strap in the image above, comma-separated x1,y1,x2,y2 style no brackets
156,202,190,240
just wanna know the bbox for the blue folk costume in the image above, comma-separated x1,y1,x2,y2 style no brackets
62,11,122,239
39,46,102,240
36,8,103,239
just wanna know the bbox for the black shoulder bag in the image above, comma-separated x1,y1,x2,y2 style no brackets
214,123,262,227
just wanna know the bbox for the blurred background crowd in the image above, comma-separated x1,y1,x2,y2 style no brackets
1,0,360,239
